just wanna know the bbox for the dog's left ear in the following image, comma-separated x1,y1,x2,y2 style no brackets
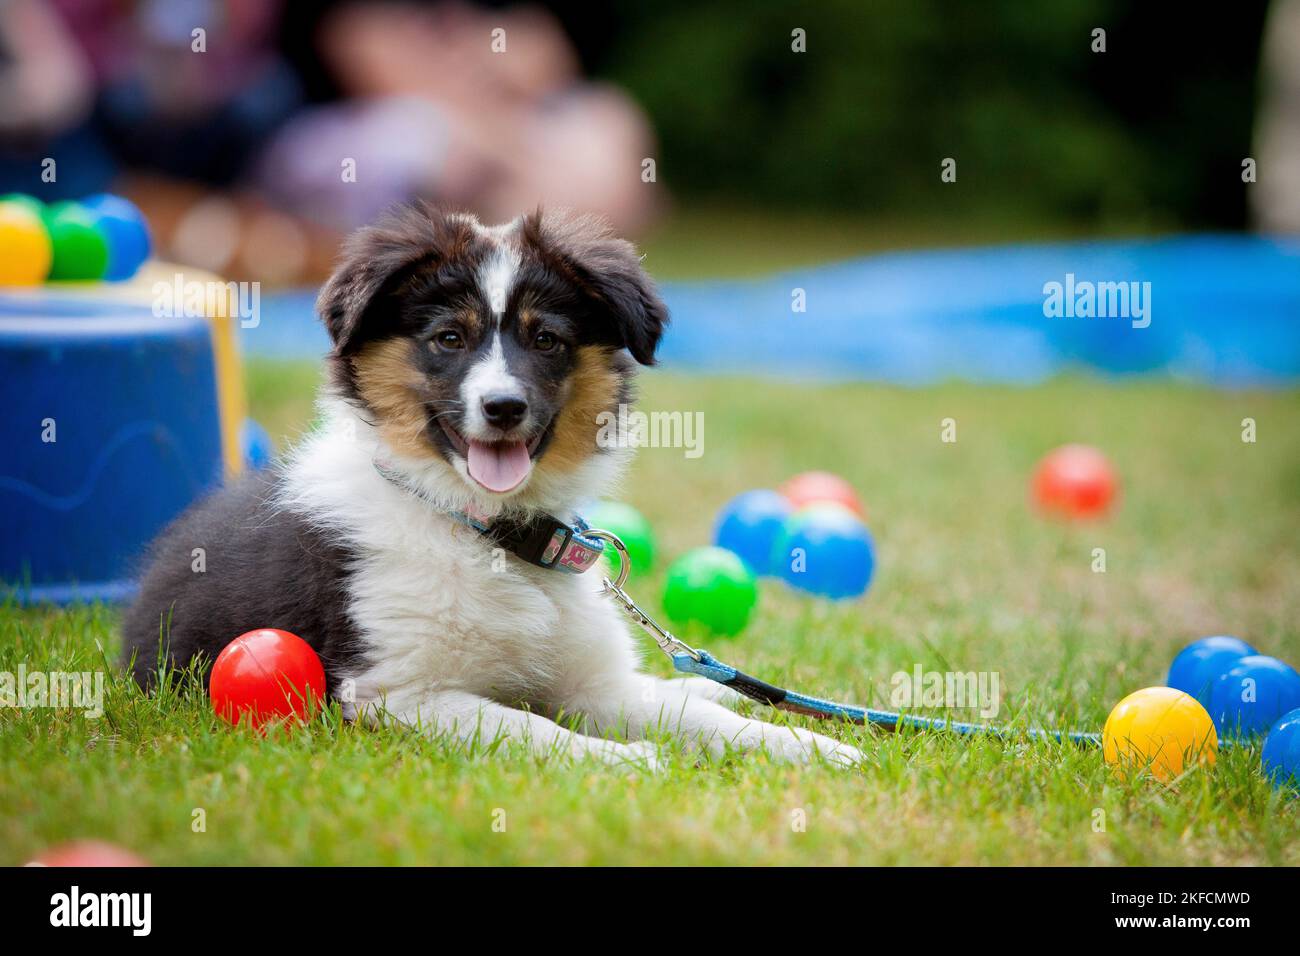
524,210,668,365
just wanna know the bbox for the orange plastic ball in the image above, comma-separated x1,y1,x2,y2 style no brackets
1103,686,1217,782
778,471,865,517
1031,444,1117,519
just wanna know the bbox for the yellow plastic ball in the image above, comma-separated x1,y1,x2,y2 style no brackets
1103,686,1217,782
0,201,52,284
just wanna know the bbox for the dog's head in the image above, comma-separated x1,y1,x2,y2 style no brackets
317,204,667,510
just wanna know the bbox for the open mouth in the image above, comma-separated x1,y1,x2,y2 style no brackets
439,418,552,494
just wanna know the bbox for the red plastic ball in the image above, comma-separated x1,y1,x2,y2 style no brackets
29,841,148,867
1032,444,1118,519
209,628,325,729
778,471,865,517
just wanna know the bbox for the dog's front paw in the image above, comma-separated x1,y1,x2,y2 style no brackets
763,727,867,769
575,737,662,772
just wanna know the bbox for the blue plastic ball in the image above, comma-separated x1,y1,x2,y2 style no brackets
1262,708,1300,791
1208,655,1300,738
82,193,151,281
773,503,875,600
1167,635,1256,705
714,489,791,576
241,418,275,470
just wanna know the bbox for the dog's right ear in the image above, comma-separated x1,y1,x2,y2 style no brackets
316,204,472,356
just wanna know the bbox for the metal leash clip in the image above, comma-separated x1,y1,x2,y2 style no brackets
584,528,703,662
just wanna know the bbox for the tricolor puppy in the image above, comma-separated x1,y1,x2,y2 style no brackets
122,204,863,768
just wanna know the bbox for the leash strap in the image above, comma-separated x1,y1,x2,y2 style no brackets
602,570,1101,747
670,648,1101,746
373,461,605,573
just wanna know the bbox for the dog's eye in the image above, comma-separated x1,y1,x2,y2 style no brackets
433,330,464,350
534,331,558,352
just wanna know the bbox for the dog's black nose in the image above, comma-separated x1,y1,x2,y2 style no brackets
481,394,528,429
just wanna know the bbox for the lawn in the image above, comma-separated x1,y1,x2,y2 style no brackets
2,360,1298,865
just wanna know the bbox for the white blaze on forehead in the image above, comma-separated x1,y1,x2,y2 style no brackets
461,333,524,435
479,244,521,319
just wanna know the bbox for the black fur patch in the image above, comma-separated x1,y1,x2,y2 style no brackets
120,472,366,695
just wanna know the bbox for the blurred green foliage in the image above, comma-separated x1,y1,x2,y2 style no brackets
576,0,1270,230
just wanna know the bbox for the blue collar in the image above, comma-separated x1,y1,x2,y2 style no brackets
373,461,606,574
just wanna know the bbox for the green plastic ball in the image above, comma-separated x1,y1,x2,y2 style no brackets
584,500,655,579
662,546,758,638
42,201,109,281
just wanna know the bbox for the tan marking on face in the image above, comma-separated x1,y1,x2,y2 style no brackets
353,338,440,460
516,307,541,339
460,307,484,339
543,345,624,473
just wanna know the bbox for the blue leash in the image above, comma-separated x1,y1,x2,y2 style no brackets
671,647,1102,746
590,529,1102,748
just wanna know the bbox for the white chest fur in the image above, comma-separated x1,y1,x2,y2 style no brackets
277,401,639,716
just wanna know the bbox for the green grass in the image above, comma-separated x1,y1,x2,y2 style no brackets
3,361,1298,865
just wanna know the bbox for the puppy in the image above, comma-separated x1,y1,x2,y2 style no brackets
122,204,863,768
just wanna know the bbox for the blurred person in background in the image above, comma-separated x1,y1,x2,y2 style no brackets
0,0,298,195
0,0,660,285
1253,0,1300,232
0,0,310,280
0,0,95,169
258,1,658,235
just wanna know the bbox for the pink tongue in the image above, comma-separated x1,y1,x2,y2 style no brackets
466,440,532,493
